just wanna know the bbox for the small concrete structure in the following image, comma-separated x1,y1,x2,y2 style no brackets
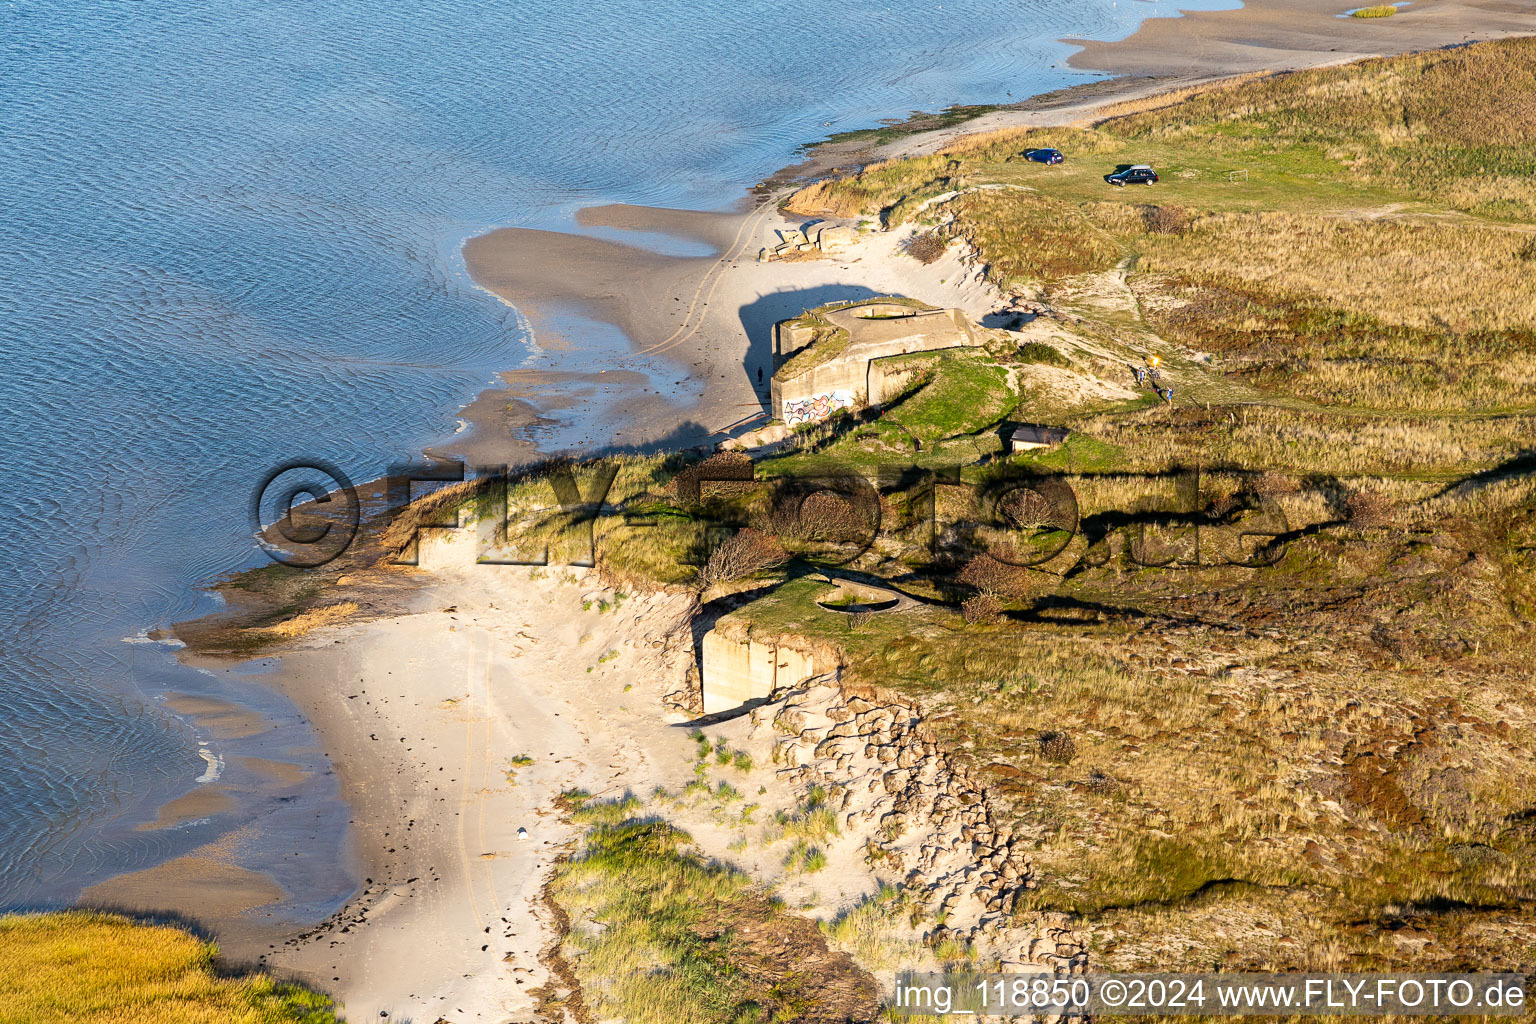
701,629,827,714
770,299,982,427
1006,423,1070,452
758,222,855,263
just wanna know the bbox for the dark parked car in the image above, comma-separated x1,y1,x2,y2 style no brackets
1024,148,1064,164
1106,165,1158,186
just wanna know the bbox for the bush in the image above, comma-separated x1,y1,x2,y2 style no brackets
901,231,949,264
998,488,1062,531
1016,342,1070,367
1142,203,1192,235
1345,488,1396,527
961,594,1003,624
1039,731,1077,764
764,488,884,564
957,554,1039,600
699,528,789,586
1350,4,1396,15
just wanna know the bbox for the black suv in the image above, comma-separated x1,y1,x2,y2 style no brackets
1106,165,1158,186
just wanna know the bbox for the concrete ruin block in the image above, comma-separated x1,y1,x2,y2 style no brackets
816,224,855,252
700,629,827,714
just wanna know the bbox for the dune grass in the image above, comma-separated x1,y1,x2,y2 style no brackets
550,804,879,1024
0,912,337,1024
948,191,1121,288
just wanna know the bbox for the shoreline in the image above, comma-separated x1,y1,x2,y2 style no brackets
86,3,1534,1018
247,558,705,1020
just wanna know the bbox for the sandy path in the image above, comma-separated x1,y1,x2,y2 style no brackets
262,561,697,1022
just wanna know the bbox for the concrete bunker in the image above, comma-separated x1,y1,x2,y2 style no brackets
699,626,836,715
770,297,982,427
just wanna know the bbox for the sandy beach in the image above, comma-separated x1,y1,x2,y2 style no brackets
242,548,965,1022
250,559,701,1020
142,2,1534,1019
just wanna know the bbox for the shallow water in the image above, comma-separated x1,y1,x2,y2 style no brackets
0,0,1234,916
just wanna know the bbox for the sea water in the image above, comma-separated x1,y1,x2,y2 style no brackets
0,0,1235,916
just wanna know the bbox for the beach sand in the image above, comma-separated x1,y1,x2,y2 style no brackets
252,557,702,1021
250,551,935,1022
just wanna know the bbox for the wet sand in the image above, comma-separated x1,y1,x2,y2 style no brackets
80,826,289,953
1068,0,1535,80
461,216,768,455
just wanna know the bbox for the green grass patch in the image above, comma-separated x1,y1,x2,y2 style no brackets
1016,342,1071,368
883,354,1014,442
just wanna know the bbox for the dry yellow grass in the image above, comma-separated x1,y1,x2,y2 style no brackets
948,191,1122,289
0,912,337,1024
1138,212,1536,334
258,601,357,638
1088,71,1272,123
1074,404,1536,477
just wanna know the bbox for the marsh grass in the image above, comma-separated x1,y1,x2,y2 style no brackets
0,912,337,1024
255,601,358,639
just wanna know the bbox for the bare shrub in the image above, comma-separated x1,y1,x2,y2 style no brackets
1208,490,1243,519
961,594,1003,625
767,489,877,542
957,554,1038,600
998,489,1061,531
1254,471,1300,498
699,528,789,586
1084,769,1118,793
1039,731,1076,765
1142,204,1191,235
1345,488,1396,527
847,610,874,631
667,451,753,503
902,231,949,264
